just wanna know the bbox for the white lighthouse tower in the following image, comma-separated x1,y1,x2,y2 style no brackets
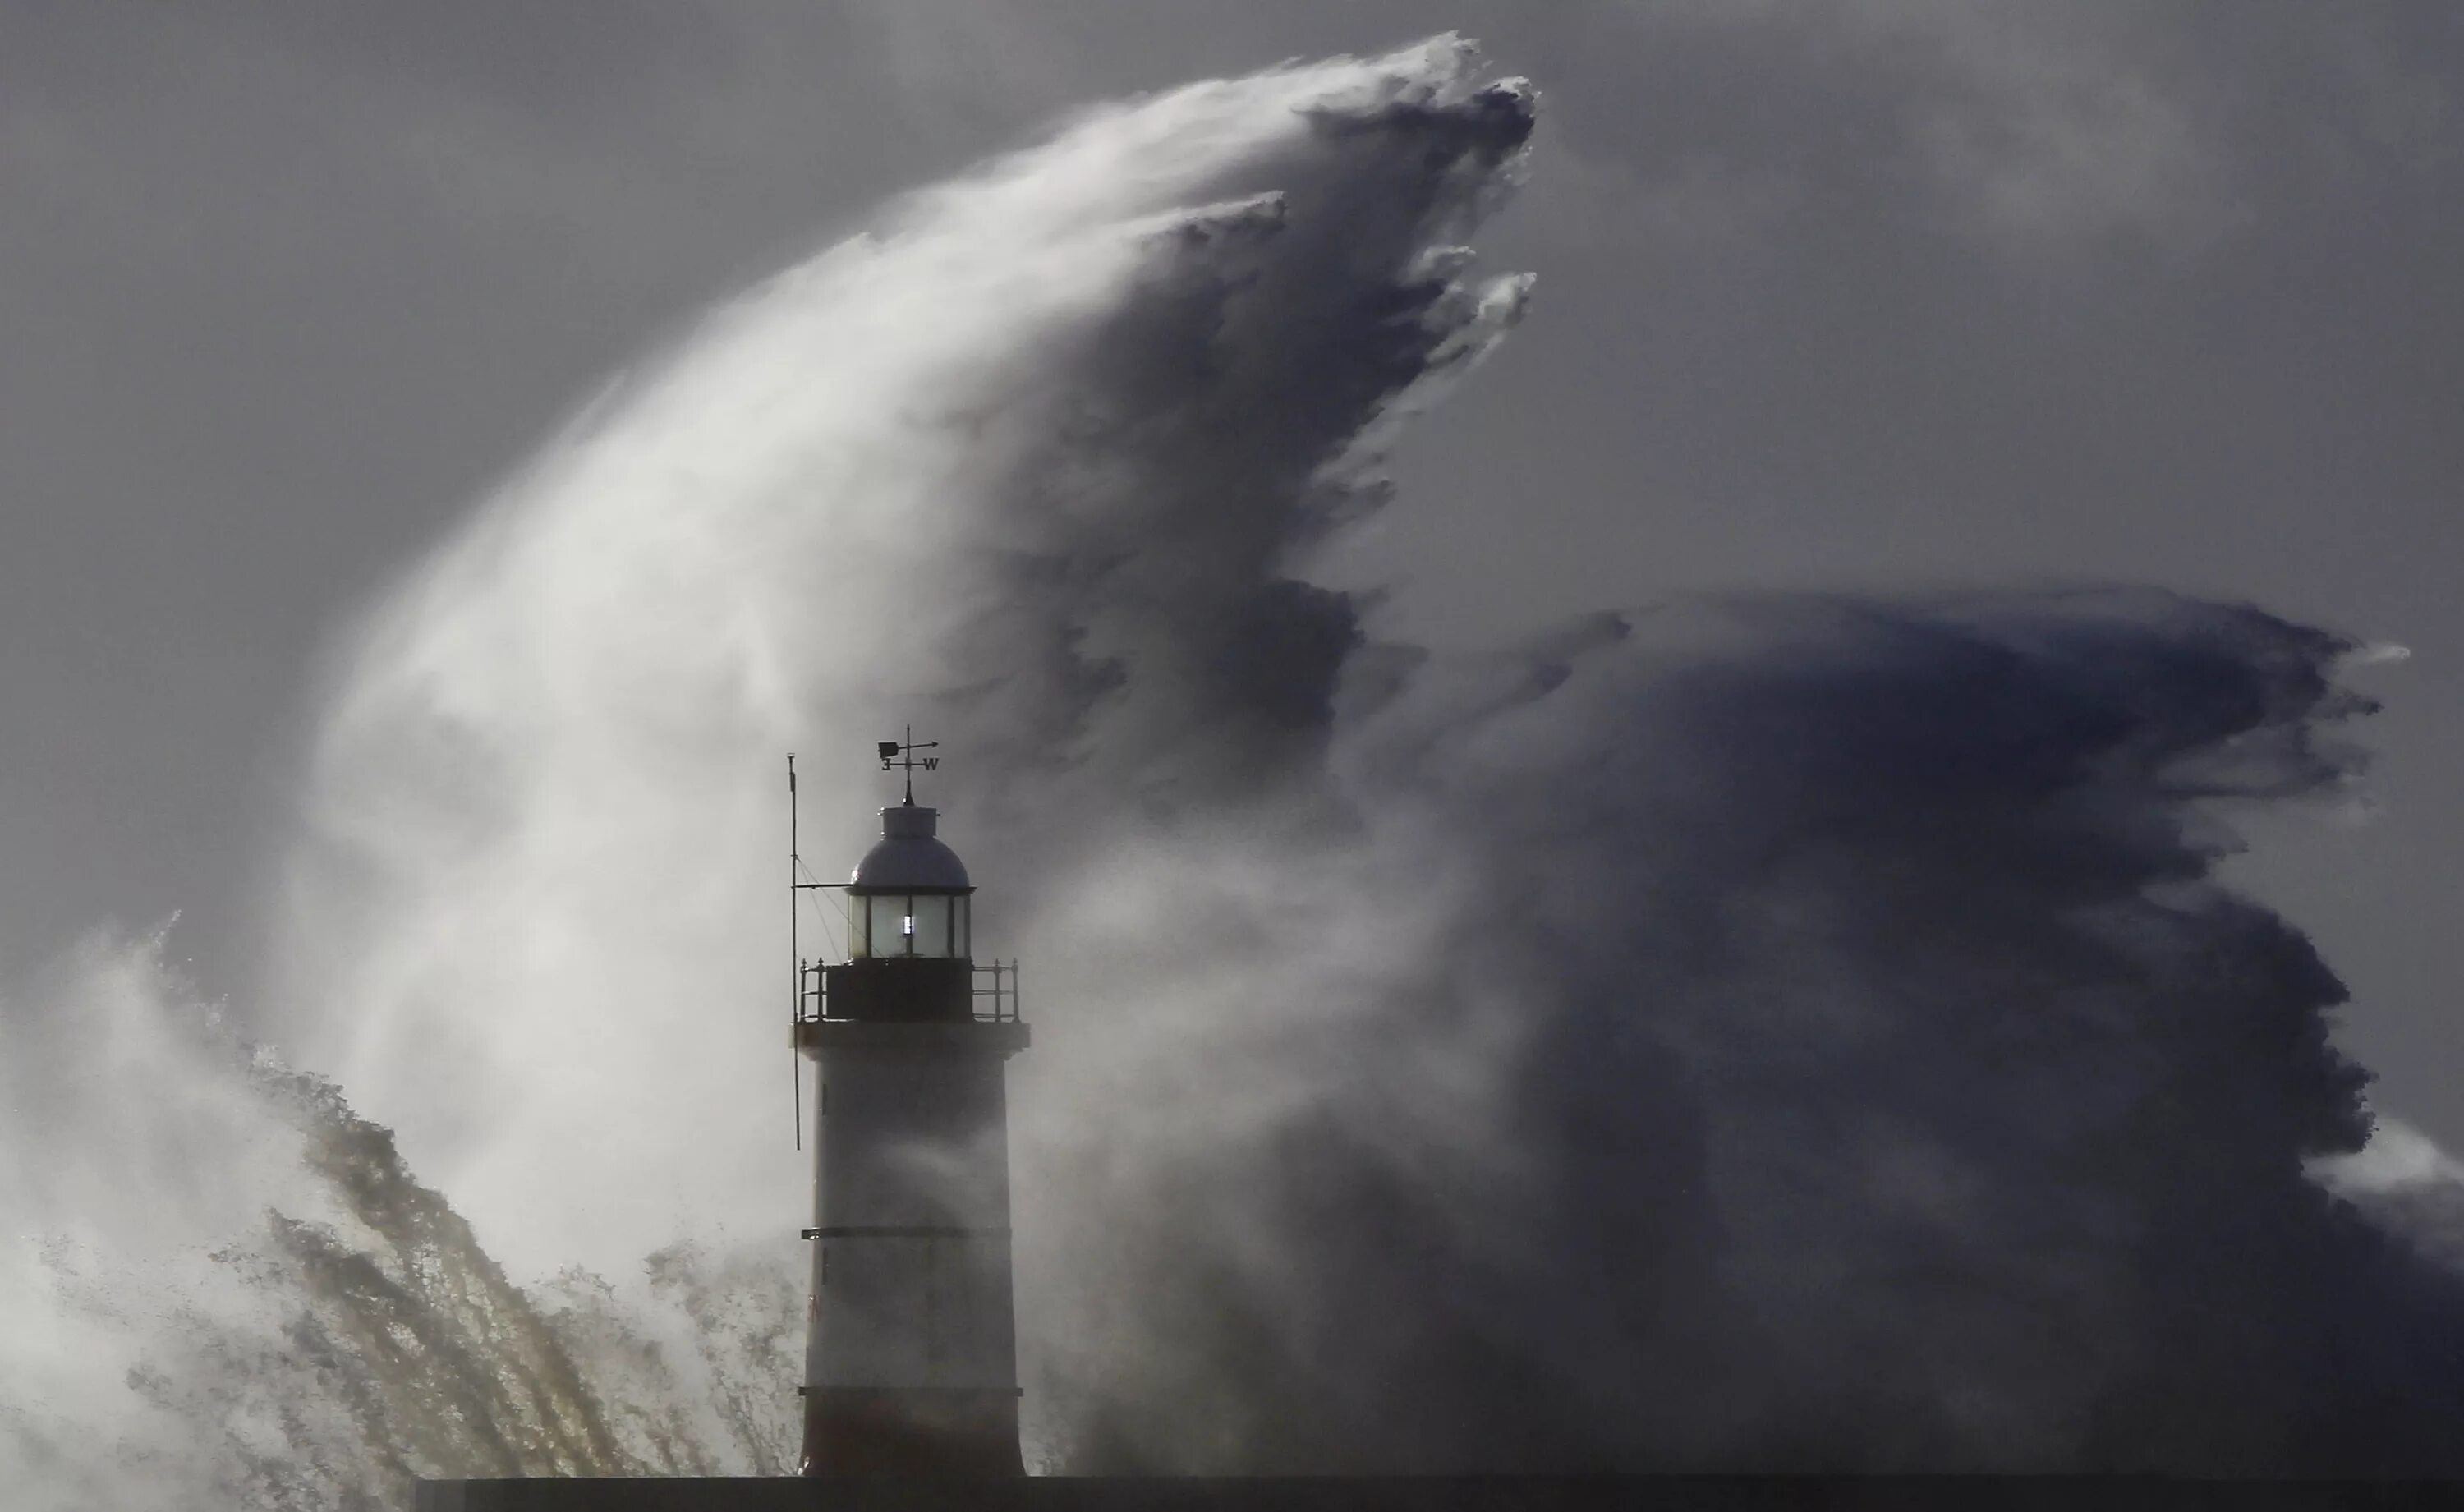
790,734,1027,1477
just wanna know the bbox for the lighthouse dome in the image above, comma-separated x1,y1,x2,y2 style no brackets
850,804,972,892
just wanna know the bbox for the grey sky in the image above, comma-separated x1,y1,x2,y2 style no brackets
4,2,2460,1141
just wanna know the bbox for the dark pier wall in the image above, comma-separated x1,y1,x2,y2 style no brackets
414,1477,2459,1512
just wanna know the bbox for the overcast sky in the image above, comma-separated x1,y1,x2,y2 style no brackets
4,2,2460,1144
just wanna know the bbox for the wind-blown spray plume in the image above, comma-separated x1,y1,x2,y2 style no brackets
9,33,2464,1506
1,937,801,1509
274,36,1538,1287
1001,581,2464,1474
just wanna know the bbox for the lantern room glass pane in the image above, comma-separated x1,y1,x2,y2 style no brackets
951,895,971,959
844,893,871,959
868,895,908,957
908,894,954,958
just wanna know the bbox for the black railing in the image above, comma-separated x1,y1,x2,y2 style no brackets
794,958,1021,1026
972,960,1021,1023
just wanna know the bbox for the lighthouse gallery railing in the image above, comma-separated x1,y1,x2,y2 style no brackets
793,958,1021,1027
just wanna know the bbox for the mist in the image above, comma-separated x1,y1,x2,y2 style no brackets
7,34,2464,1506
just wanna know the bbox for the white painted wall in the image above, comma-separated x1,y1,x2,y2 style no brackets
807,1046,1018,1390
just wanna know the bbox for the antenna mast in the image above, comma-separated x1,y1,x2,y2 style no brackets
788,754,802,1150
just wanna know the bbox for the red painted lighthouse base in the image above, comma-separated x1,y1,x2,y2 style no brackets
799,1387,1024,1477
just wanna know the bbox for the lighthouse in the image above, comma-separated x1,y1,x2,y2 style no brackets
790,735,1028,1477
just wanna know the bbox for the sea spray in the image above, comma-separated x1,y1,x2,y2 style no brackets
270,34,1538,1290
7,34,2464,1506
3,935,798,1509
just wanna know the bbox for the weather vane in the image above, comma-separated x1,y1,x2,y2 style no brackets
878,724,940,805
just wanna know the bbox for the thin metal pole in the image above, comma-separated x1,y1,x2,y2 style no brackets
791,774,801,1150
